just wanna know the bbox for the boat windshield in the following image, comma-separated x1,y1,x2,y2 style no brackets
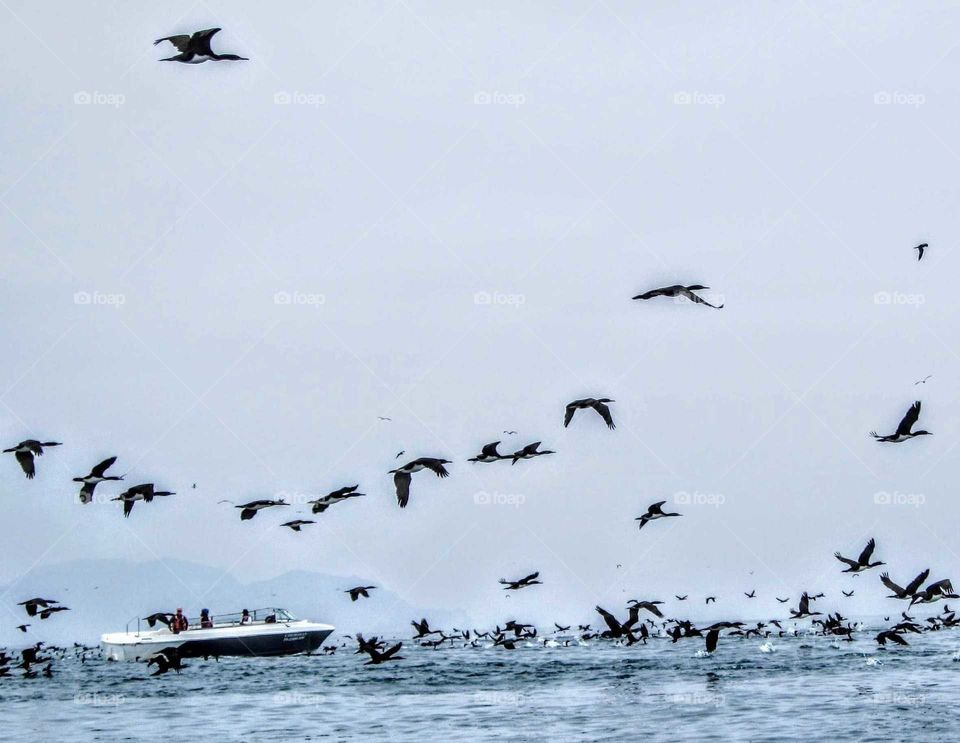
183,608,297,628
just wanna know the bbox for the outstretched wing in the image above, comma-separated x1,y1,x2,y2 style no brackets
895,401,921,436
563,404,576,428
905,569,930,596
480,442,501,457
648,501,666,515
857,538,876,565
595,606,621,633
520,572,539,584
329,485,359,498
705,629,720,653
420,459,450,478
592,401,615,429
191,28,222,56
834,552,859,570
153,34,192,51
15,451,35,479
91,457,117,477
394,472,411,508
880,572,905,595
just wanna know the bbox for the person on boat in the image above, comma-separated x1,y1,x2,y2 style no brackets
240,609,251,625
171,608,188,633
200,608,213,629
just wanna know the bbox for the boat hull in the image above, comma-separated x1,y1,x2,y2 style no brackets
101,621,334,662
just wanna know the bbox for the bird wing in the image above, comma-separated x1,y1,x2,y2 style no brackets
905,569,930,595
895,401,921,436
595,606,621,633
239,508,257,521
79,483,96,504
648,501,666,515
889,632,909,646
592,401,615,429
382,642,402,659
705,629,719,653
834,553,859,569
394,472,411,508
480,442,501,457
15,451,35,478
798,595,810,614
679,287,723,309
122,499,134,518
632,287,666,300
192,28,222,56
153,34,192,51
91,457,117,477
857,538,876,565
880,573,905,595
563,404,576,428
421,459,450,477
520,572,540,584
330,485,359,498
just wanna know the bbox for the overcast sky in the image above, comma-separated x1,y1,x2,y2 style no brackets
2,1,960,631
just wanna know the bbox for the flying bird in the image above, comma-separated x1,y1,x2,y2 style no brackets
346,586,376,602
233,499,288,521
154,28,248,63
915,375,932,385
3,440,61,479
308,485,365,514
913,243,927,261
705,596,717,604
281,520,315,532
510,441,555,464
364,642,403,665
113,483,174,518
499,572,542,591
842,590,855,598
389,458,451,508
632,284,723,309
870,401,931,443
635,501,681,530
564,398,616,429
18,598,59,617
744,590,756,598
468,442,506,463
835,538,884,574
73,457,123,504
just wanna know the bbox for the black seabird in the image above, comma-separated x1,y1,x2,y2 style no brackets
675,595,688,601
411,618,441,638
870,401,931,443
234,499,288,521
364,642,403,665
281,520,315,532
911,579,958,606
18,598,58,617
468,442,506,463
842,590,855,597
73,457,123,504
705,596,717,604
113,483,174,518
744,590,756,598
632,284,723,309
308,485,365,514
913,243,927,261
346,586,376,602
389,458,451,508
790,593,821,618
564,398,616,429
154,28,248,63
635,501,681,530
834,538,884,574
881,569,929,600
626,599,664,618
3,440,61,479
499,572,542,591
510,441,555,464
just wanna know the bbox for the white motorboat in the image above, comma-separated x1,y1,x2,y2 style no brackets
101,607,334,661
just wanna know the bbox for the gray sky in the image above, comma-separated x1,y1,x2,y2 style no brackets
2,1,960,630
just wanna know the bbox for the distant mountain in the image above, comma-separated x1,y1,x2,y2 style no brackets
0,558,464,646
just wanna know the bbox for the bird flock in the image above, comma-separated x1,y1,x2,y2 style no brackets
1,27,947,677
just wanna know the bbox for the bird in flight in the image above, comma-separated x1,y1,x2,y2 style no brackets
499,572,542,591
281,520,315,532
231,499,288,521
915,375,932,385
632,284,723,309
871,401,932,443
378,416,392,421
635,501,681,530
510,441,555,464
744,590,756,598
468,441,506,463
364,641,403,665
913,243,927,261
705,596,717,604
113,483,175,518
503,430,518,435
564,398,616,429
389,457,451,508
346,586,376,602
675,595,688,601
308,485,365,514
3,439,61,479
842,590,855,597
154,28,248,63
835,538,884,574
73,457,123,504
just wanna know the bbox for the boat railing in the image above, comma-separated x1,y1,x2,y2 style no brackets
123,607,295,634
